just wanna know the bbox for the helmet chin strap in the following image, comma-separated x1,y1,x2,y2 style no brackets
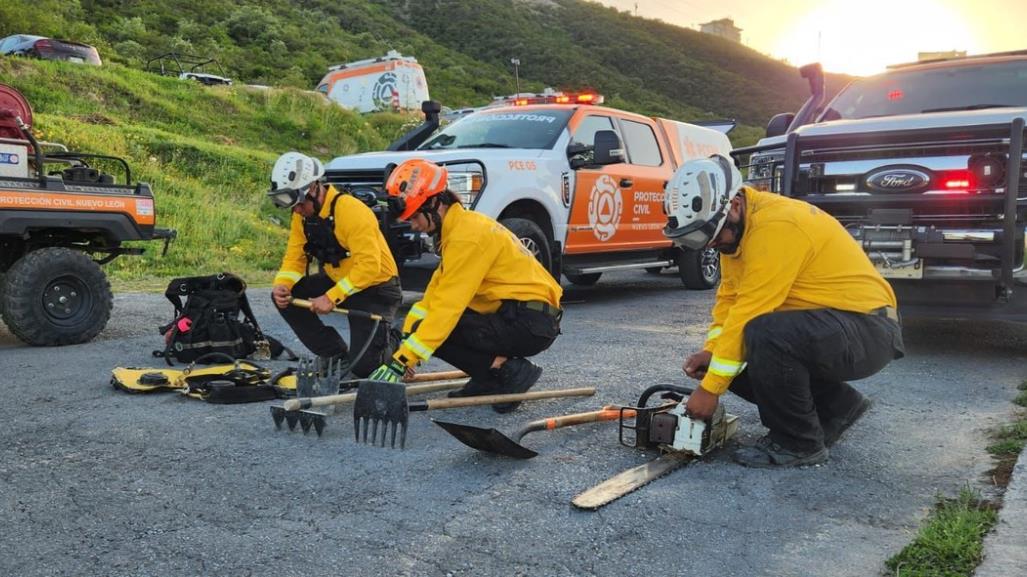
717,214,746,255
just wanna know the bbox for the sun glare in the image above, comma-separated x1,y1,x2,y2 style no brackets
771,0,982,76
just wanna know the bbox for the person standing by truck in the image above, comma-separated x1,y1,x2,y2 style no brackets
664,155,905,467
267,152,402,377
367,159,563,413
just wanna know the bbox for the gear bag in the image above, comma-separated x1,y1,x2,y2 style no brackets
155,272,294,365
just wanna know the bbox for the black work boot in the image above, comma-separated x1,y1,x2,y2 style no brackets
821,396,873,447
732,436,828,468
491,358,542,413
447,376,500,398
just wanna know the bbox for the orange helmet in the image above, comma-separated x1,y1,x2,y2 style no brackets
385,159,449,221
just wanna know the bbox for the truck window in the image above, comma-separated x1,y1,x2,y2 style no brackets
821,59,1027,121
420,108,573,150
572,115,615,146
620,119,663,167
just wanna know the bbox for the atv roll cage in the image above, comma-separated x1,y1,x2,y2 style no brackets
146,52,230,81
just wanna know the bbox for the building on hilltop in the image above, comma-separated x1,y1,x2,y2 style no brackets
699,18,742,44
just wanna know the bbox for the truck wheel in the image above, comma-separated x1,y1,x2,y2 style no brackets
1,247,113,345
565,272,602,286
678,247,720,290
500,217,554,274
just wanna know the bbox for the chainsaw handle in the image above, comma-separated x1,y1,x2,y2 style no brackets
290,298,384,321
418,387,595,411
283,378,468,411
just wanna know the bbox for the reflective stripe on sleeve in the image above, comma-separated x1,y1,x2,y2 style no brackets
706,326,723,340
708,356,744,377
274,271,303,284
335,277,357,296
408,304,427,320
403,335,435,360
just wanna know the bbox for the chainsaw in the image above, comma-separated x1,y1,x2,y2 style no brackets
572,384,738,510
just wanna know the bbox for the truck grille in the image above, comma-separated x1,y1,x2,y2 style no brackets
324,168,386,190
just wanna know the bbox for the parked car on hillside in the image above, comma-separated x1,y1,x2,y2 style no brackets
0,35,101,65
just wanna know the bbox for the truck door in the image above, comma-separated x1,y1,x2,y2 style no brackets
613,117,673,251
565,114,637,255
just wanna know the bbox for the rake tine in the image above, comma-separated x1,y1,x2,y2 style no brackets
313,416,325,437
389,421,398,449
285,412,299,431
371,418,380,446
299,413,313,434
399,421,407,450
354,415,360,442
271,406,285,430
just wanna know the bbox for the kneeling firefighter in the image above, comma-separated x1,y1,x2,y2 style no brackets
268,152,402,377
367,159,563,413
664,155,904,468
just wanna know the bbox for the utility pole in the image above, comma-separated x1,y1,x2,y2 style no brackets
510,58,521,95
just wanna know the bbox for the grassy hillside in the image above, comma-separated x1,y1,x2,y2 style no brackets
0,58,410,286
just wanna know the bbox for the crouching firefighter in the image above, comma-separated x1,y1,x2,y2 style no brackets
664,155,905,468
367,159,563,413
267,152,402,377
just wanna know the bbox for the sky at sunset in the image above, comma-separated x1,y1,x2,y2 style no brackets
593,0,1027,76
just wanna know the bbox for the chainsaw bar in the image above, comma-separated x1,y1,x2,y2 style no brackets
571,452,693,510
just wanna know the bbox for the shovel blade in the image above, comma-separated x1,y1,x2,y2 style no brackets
353,380,410,449
432,419,538,459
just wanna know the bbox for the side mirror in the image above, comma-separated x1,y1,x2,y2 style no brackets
766,113,795,138
566,141,590,157
593,130,625,165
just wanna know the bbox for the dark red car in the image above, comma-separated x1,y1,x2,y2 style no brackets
0,34,102,65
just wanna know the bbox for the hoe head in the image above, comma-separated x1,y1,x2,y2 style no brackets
353,380,410,449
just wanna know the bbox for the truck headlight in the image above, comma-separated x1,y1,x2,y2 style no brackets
746,151,785,192
447,171,484,206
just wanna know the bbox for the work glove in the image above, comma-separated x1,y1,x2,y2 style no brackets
368,358,406,383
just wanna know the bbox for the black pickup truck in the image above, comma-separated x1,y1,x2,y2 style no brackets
733,52,1027,322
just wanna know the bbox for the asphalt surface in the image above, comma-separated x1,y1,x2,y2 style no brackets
2,270,1025,577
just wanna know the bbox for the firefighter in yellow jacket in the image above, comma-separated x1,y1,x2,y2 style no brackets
267,152,402,377
367,159,563,413
664,155,904,468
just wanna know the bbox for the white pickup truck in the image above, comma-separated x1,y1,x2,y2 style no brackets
325,97,732,288
733,53,1027,321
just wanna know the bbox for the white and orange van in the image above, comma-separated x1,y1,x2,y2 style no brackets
324,93,733,288
315,50,429,114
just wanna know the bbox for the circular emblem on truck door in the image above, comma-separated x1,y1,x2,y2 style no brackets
864,166,931,192
588,174,623,242
372,72,399,110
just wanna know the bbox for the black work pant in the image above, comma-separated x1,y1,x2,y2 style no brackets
276,274,402,378
432,302,561,382
728,308,904,453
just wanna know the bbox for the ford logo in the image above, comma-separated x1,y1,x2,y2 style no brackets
865,167,931,192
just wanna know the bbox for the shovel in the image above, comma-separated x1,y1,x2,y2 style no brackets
353,382,596,449
432,406,635,459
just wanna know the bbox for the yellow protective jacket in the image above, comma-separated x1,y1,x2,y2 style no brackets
394,204,562,367
273,186,398,303
700,187,897,395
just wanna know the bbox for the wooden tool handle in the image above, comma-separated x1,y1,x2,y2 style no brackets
405,370,467,383
422,387,595,410
290,298,384,321
283,379,468,411
538,406,636,429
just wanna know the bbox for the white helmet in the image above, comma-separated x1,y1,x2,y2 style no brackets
268,152,325,208
663,154,743,250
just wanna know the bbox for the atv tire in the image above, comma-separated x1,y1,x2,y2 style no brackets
1,247,113,346
678,247,720,290
500,217,554,275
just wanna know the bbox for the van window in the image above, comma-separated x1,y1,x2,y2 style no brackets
620,120,663,166
572,115,615,146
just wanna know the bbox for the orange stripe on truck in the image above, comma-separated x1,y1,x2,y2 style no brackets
0,189,155,225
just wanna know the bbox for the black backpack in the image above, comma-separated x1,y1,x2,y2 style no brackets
155,273,293,365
